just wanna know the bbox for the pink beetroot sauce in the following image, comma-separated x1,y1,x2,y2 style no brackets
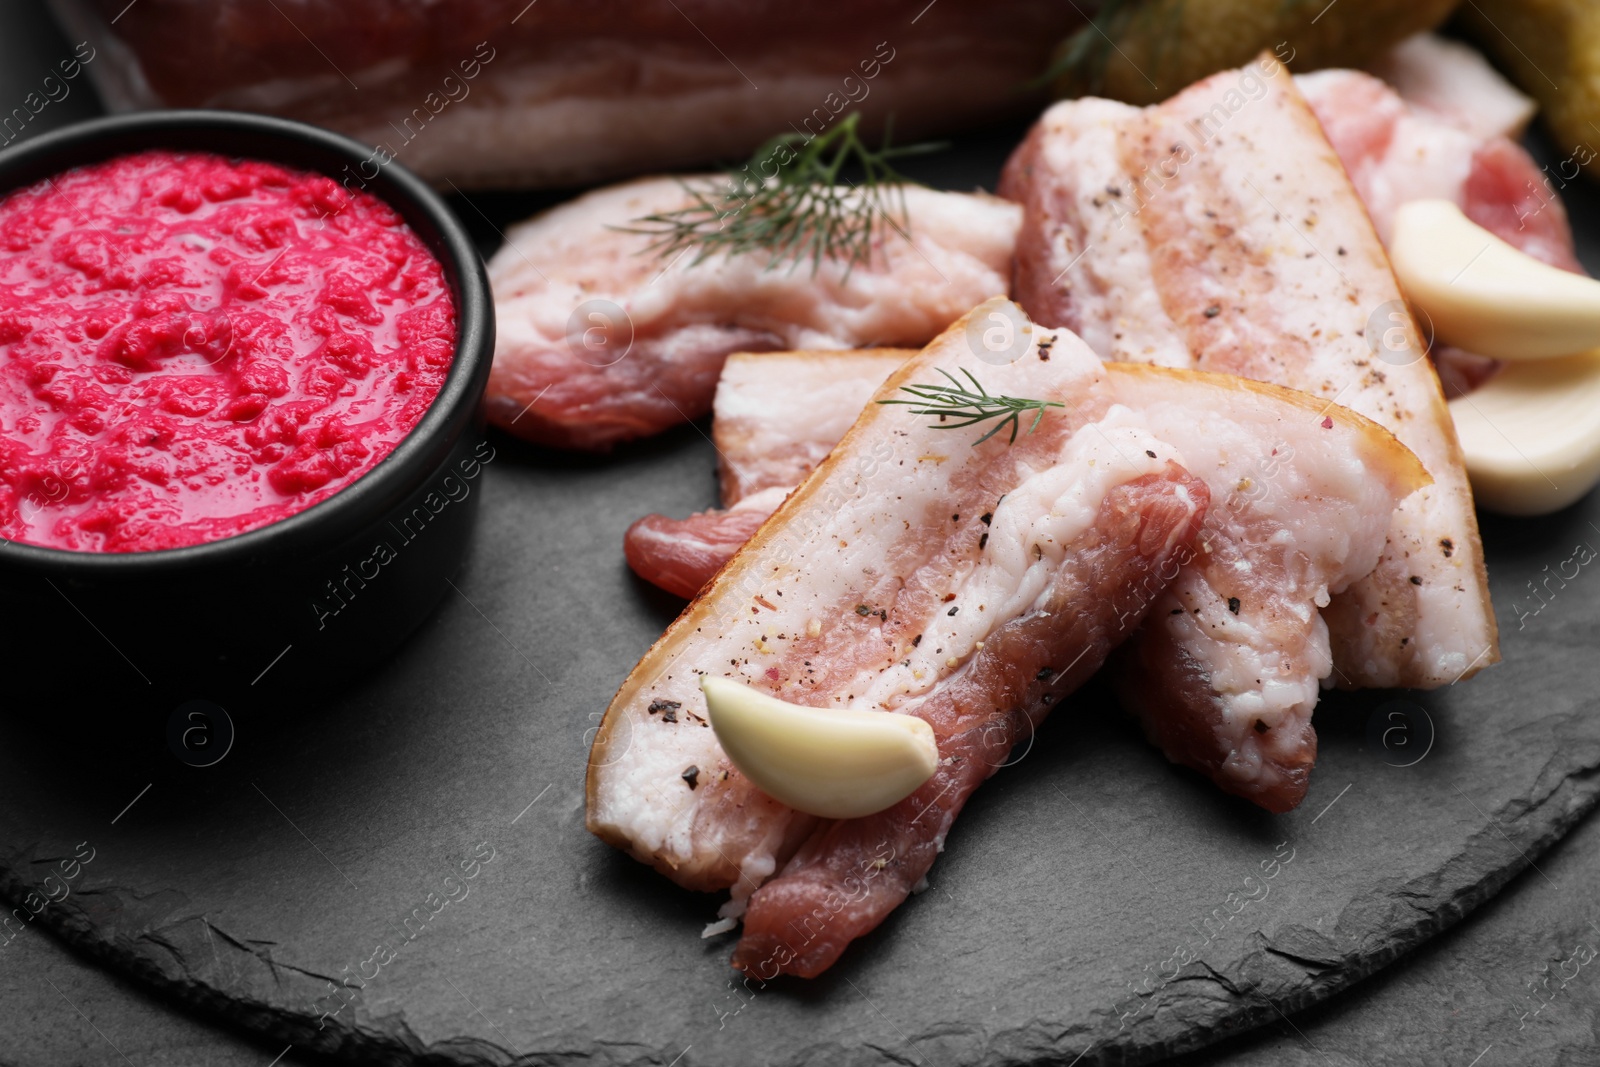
0,150,456,552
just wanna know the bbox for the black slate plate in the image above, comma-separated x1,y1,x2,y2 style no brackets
6,430,1600,1067
5,23,1600,1067
14,805,1600,1067
1175,765,1600,1067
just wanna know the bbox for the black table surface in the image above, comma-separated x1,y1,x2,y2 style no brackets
2,4,1598,1066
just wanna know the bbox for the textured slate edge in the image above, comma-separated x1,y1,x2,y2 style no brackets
902,756,1600,1067
3,741,1598,1067
1094,752,1600,1065
0,867,510,1066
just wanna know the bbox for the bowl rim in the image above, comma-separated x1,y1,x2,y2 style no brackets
0,109,493,574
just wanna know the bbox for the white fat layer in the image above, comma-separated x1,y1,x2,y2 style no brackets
1365,33,1536,141
716,354,903,438
1168,582,1330,733
728,485,790,513
702,917,738,938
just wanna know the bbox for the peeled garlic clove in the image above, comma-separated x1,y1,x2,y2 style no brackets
1449,349,1600,515
1389,200,1600,361
700,676,939,819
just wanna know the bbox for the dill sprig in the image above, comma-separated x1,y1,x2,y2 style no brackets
620,112,942,276
878,368,1065,446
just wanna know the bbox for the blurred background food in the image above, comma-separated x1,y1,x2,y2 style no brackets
1458,0,1600,180
1044,0,1460,104
47,0,1084,188
41,0,1600,188
1044,0,1600,185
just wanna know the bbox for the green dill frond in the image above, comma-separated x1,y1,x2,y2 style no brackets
619,112,943,276
878,368,1065,446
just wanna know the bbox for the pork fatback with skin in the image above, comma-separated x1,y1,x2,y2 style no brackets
1000,53,1497,690
486,179,1016,450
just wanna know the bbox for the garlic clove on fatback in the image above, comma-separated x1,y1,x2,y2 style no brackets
700,675,939,819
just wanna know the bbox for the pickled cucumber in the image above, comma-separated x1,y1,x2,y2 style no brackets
1052,0,1460,104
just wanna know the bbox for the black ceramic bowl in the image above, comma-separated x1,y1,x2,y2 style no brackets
0,111,493,718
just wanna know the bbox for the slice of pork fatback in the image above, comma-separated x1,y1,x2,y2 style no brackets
738,351,1428,975
1296,68,1579,271
1296,65,1583,399
587,298,1426,976
1366,33,1537,144
624,350,911,597
589,300,1208,898
1100,369,1428,813
486,179,1016,450
713,349,915,506
1001,54,1497,691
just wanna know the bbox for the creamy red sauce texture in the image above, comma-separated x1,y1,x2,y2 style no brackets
0,150,456,552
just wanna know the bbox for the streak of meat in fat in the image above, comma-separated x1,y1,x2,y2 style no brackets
853,423,1180,710
1094,398,1388,727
